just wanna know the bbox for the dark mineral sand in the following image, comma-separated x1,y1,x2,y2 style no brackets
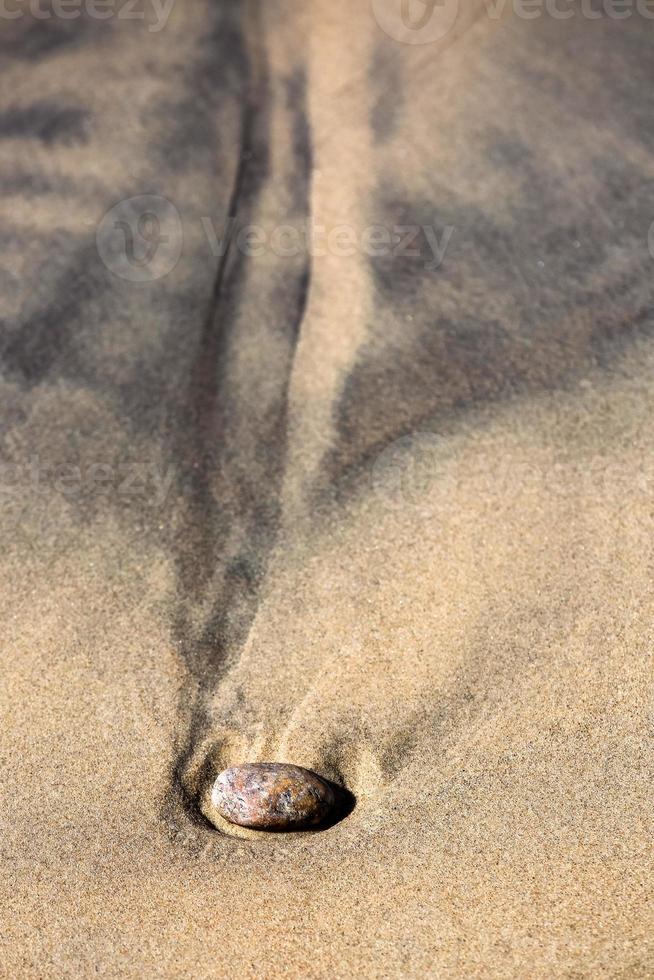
1,2,653,977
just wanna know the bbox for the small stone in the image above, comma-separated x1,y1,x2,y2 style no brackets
211,762,336,831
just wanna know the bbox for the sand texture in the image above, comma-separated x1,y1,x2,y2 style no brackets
1,2,653,976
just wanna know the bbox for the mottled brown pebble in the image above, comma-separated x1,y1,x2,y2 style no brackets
211,763,336,831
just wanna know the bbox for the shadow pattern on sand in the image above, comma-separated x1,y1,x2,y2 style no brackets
2,3,654,842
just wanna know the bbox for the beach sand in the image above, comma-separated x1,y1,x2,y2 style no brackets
1,2,653,976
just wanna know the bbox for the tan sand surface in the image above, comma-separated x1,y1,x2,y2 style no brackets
1,2,653,976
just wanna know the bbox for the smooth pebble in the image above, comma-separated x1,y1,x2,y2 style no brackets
211,762,336,831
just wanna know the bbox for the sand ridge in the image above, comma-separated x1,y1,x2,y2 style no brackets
1,1,653,976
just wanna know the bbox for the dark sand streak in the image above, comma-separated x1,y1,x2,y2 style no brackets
166,3,314,831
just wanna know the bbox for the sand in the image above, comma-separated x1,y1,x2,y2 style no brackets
1,2,653,976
